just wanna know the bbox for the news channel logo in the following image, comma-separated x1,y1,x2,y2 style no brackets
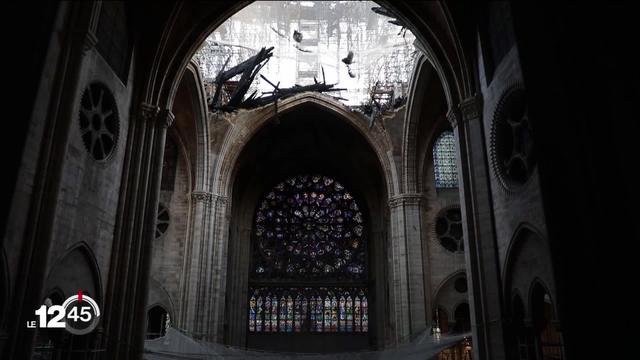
27,290,101,335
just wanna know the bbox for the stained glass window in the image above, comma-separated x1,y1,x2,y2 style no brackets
256,296,263,331
252,175,367,280
433,131,459,188
264,295,272,332
361,293,369,332
279,295,287,332
330,295,338,332
354,296,362,332
311,296,323,332
249,295,257,332
248,175,368,334
339,296,347,332
323,295,332,331
294,294,307,332
271,297,279,331
346,296,353,332
248,287,368,333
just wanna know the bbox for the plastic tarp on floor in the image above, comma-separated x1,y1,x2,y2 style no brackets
144,328,470,360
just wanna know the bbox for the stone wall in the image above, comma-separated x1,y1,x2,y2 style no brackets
147,133,191,321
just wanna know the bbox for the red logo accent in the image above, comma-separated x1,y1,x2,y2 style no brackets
78,289,83,303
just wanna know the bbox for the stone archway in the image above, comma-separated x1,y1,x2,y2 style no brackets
218,98,392,350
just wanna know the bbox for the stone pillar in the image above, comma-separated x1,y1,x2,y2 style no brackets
207,194,229,343
2,3,95,358
179,191,228,343
102,103,174,359
450,95,507,360
179,191,213,339
388,193,428,343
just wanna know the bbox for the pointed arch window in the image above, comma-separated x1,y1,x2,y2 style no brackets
433,131,459,188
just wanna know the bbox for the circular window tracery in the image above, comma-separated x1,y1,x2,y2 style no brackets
435,206,464,253
491,85,536,190
156,204,170,239
252,175,367,280
79,82,119,161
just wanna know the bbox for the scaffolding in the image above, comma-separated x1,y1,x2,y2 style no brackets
193,1,418,107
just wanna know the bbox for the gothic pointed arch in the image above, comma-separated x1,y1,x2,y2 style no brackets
222,98,390,351
44,242,102,304
503,223,556,306
213,94,398,200
432,270,468,331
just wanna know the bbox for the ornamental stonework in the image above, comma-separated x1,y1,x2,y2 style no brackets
490,84,536,191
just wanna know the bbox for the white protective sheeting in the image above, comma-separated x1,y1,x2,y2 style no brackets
144,328,470,360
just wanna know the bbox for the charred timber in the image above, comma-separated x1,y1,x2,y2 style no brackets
211,46,274,109
238,82,346,110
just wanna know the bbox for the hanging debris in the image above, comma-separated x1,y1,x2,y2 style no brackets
194,1,417,108
371,6,408,36
342,51,356,78
241,77,346,109
342,51,354,65
211,61,347,112
210,46,274,111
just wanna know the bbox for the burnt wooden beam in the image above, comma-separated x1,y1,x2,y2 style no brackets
211,46,274,109
236,79,346,110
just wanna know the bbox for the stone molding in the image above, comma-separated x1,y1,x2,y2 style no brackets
211,194,228,205
459,94,483,123
81,2,101,54
446,108,460,129
191,191,212,204
389,193,427,208
138,103,174,128
139,102,160,122
446,94,483,128
82,31,98,54
191,192,227,206
158,109,175,128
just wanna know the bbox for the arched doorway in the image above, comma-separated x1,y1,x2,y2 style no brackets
453,303,471,333
146,306,169,339
531,283,564,359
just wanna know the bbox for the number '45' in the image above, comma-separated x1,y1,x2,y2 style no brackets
67,306,92,322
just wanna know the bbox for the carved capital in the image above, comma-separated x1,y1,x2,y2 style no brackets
447,95,483,128
459,94,483,123
158,109,175,128
446,108,460,129
139,103,160,122
191,191,213,204
212,194,228,206
389,193,426,208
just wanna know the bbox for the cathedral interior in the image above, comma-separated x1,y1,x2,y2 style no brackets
2,1,637,359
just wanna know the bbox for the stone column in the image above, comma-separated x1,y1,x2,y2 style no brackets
388,193,428,343
450,95,507,360
2,3,95,358
207,194,229,343
179,191,229,343
102,103,174,359
179,191,213,339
